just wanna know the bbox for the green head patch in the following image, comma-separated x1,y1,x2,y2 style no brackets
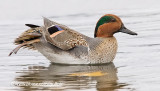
94,16,116,37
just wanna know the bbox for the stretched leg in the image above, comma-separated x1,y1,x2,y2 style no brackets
9,39,40,56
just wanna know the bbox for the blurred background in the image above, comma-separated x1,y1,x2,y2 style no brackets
0,0,160,91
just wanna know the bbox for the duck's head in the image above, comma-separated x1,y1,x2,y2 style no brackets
94,14,137,38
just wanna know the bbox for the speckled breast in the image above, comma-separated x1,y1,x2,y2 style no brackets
88,37,118,64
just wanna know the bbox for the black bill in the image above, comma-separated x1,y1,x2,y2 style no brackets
119,24,138,35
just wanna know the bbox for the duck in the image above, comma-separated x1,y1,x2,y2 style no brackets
9,14,137,64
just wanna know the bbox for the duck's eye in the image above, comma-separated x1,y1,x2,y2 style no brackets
110,18,116,22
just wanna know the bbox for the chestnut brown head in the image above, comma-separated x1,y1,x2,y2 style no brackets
94,14,137,38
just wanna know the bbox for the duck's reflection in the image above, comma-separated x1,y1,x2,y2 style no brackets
14,63,127,91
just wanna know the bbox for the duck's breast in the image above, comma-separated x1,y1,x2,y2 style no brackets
88,37,118,64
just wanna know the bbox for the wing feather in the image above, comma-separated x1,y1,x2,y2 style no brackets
42,17,89,50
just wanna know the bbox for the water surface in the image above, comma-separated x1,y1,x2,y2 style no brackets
0,0,160,91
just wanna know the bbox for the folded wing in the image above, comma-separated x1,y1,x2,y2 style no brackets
42,17,88,50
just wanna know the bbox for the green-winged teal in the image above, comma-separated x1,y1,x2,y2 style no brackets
9,14,137,64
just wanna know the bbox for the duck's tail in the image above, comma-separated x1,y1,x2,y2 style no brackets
9,24,42,56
